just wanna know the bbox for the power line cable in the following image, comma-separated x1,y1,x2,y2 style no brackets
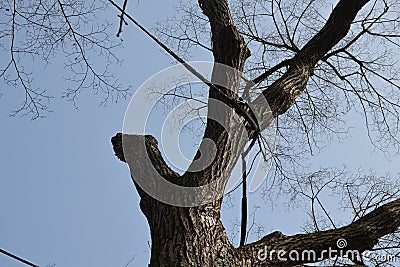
0,248,39,267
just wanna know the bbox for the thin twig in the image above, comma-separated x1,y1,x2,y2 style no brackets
116,0,128,37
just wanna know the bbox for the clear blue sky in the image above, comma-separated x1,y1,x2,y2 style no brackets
1,1,398,267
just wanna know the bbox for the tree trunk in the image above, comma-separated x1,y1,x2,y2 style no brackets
112,133,400,267
111,0,400,266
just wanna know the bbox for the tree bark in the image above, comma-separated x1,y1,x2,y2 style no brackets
112,0,400,266
112,134,400,266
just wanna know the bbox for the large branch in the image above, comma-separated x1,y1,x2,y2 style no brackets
239,198,400,266
253,0,370,126
179,0,253,190
298,0,370,66
111,133,187,210
198,0,250,69
111,133,179,179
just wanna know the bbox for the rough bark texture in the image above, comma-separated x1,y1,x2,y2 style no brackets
112,0,400,266
112,134,400,267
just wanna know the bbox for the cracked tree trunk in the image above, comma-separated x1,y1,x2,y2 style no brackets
111,0,400,266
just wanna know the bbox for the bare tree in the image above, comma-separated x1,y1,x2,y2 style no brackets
2,0,400,266
112,0,400,266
